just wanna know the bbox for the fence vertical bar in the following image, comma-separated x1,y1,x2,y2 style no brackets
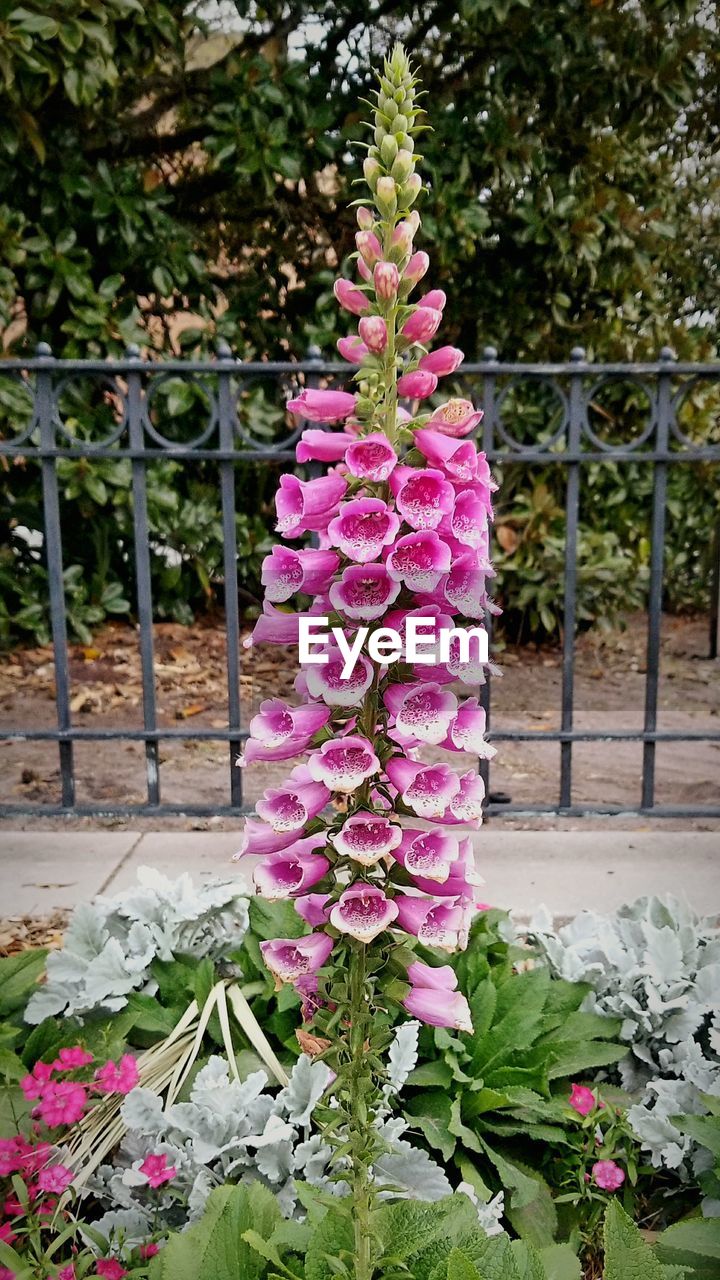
559,348,585,808
479,346,498,801
217,342,243,807
641,348,674,808
36,343,75,807
709,521,720,662
126,346,160,806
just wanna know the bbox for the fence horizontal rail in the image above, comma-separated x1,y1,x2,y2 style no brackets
1,344,718,819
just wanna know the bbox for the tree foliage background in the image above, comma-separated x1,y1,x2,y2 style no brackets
0,0,718,643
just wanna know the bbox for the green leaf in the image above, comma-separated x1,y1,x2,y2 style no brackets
149,1182,281,1280
537,1244,582,1280
375,1196,479,1267
303,1209,354,1280
505,1165,557,1247
656,1217,720,1266
404,1090,457,1162
670,1113,720,1156
603,1199,666,1280
546,1041,628,1080
446,1250,483,1280
0,950,47,1016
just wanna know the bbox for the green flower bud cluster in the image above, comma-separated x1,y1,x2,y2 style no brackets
363,44,424,219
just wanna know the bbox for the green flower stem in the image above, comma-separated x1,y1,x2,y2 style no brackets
349,940,373,1280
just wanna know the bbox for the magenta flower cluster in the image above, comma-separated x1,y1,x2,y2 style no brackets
237,52,499,1042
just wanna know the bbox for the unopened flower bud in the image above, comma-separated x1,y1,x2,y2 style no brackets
391,149,414,183
363,157,381,190
393,114,409,134
404,251,430,286
384,100,399,120
358,316,388,354
357,258,373,283
354,395,376,421
375,175,398,216
356,230,383,267
399,173,422,207
392,220,415,255
357,207,374,231
374,261,400,301
380,134,398,166
408,210,421,233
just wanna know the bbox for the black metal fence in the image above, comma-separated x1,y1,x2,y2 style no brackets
1,344,719,819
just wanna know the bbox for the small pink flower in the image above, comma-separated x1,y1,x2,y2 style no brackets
337,335,368,362
261,546,339,604
395,896,466,951
94,1055,139,1096
413,429,479,482
384,681,458,745
444,699,495,758
331,813,403,865
20,1059,55,1100
243,699,331,764
37,1164,74,1194
451,486,493,549
140,1153,177,1188
402,307,442,344
397,369,438,399
234,818,299,859
139,1243,159,1260
0,1224,17,1248
327,497,400,563
255,771,330,833
344,432,398,482
443,552,494,619
260,932,334,983
592,1160,625,1192
54,1046,94,1071
419,346,464,376
404,984,473,1032
329,564,401,621
294,894,330,926
36,1080,87,1127
275,472,348,537
426,398,483,438
330,884,399,943
449,770,486,824
253,843,331,899
308,736,380,794
569,1084,596,1117
57,1266,76,1280
358,316,388,353
374,261,400,300
295,429,354,463
386,530,451,592
357,206,374,230
392,467,455,530
305,646,375,707
95,1261,127,1279
393,829,460,884
334,278,371,316
287,388,356,423
386,758,461,818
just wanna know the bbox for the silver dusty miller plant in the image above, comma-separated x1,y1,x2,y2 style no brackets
25,867,250,1022
532,894,720,1182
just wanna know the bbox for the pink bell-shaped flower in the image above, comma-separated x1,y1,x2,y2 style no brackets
260,932,334,984
308,735,380,793
344,433,398,482
330,884,399,943
331,813,403,865
287,389,357,423
329,564,401,621
327,497,401,563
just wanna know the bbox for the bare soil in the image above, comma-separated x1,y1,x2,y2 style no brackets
0,611,718,832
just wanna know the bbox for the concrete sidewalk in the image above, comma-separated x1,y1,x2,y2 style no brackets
0,829,718,921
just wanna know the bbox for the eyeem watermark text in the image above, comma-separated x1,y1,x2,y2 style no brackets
299,617,489,679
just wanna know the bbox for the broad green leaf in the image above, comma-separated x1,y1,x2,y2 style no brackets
404,1089,457,1161
149,1182,281,1280
303,1209,354,1280
546,1041,628,1080
446,1250,484,1280
0,950,47,1015
603,1199,666,1280
670,1113,720,1157
656,1216,720,1265
538,1244,582,1280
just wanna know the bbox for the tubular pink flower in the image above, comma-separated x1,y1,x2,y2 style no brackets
287,389,357,423
445,628,490,686
253,844,331,899
248,698,331,750
394,896,466,951
337,335,368,363
393,829,460,883
404,251,430,285
356,230,383,266
402,307,442,344
260,932,334,983
392,467,455,530
387,530,451,591
234,818,303,859
329,564,401,621
403,986,473,1032
413,429,479,481
426,399,483,438
327,497,400,563
386,758,461,818
374,261,400,300
358,315,388,353
451,486,493,549
384,681,458,745
592,1160,625,1192
308,735,380,793
569,1084,597,1116
344,433,398,482
275,472,348,537
419,346,464,376
450,770,486,823
295,894,330,926
397,369,438,399
443,552,493,619
255,772,330,832
392,219,416,254
246,602,304,648
406,960,458,990
332,813,402,865
418,289,446,312
334,278,371,316
305,646,375,706
444,699,496,758
330,884,399,942
296,429,354,463
261,546,340,603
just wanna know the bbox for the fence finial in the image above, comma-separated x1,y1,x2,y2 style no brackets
570,346,586,363
216,338,233,360
305,343,323,363
35,341,53,359
124,343,141,360
482,345,498,362
659,346,676,362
